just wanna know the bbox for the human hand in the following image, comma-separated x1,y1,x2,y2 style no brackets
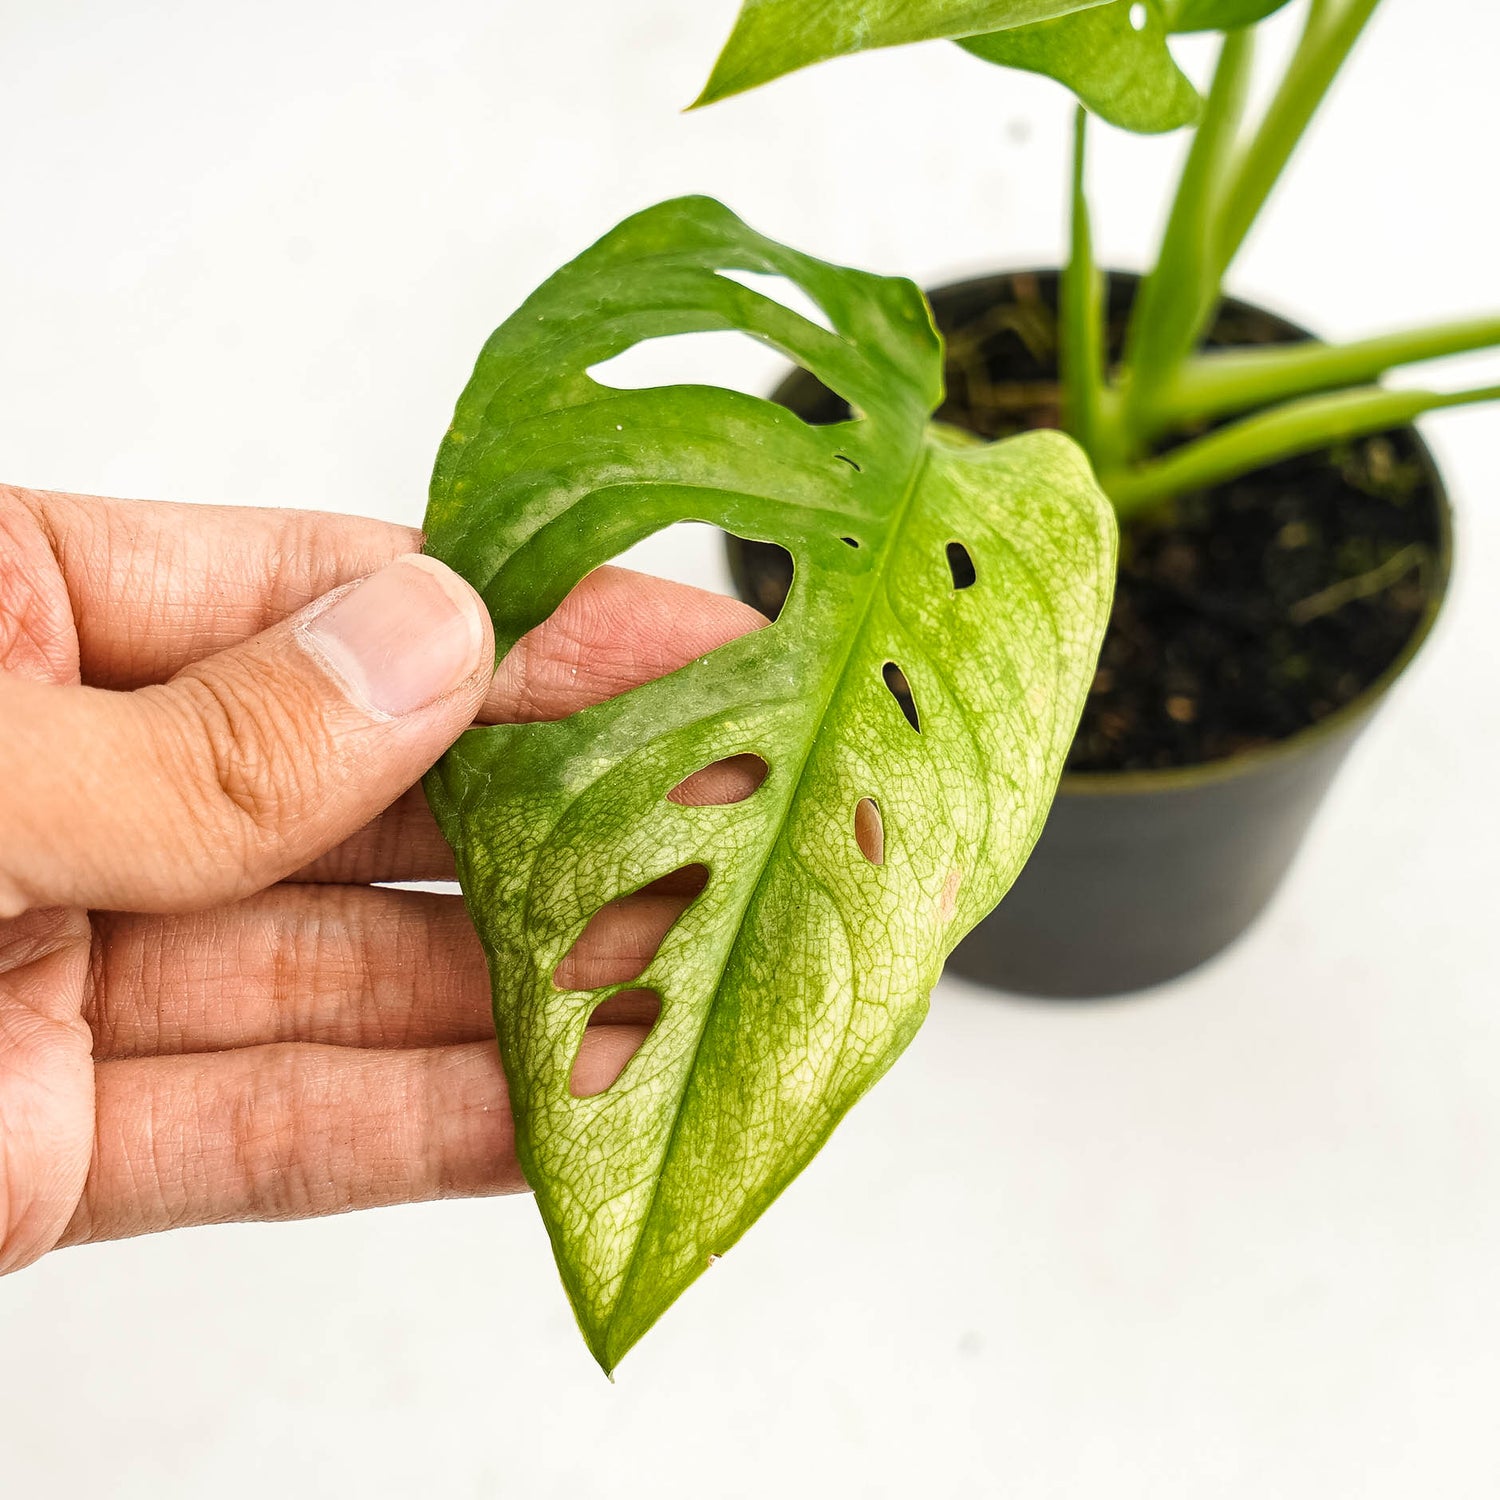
0,484,763,1275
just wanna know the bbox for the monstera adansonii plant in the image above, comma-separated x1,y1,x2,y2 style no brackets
696,0,1500,514
422,196,1116,1373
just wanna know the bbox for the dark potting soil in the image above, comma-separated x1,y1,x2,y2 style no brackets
733,271,1447,774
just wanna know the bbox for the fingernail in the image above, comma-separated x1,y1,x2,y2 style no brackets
300,554,487,717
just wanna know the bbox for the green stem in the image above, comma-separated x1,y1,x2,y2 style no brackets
1061,106,1105,462
1106,381,1500,519
1119,28,1256,444
1156,314,1500,426
1210,0,1383,280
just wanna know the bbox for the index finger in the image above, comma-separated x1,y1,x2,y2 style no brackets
8,489,768,725
8,484,420,689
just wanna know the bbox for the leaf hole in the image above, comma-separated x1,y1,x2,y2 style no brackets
668,753,768,806
552,864,710,992
640,863,712,898
946,541,977,590
570,989,661,1098
713,269,836,334
833,453,862,472
586,331,780,398
1129,2,1149,30
841,536,860,548
725,536,796,622
882,661,921,733
854,798,885,867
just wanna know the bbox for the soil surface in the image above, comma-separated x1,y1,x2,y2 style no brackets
732,271,1448,774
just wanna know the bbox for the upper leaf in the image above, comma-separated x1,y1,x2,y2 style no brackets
695,0,1112,107
697,0,1292,125
423,197,1116,1373
960,0,1200,135
1167,0,1295,32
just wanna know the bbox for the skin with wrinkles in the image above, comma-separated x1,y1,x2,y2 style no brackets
423,197,1116,1371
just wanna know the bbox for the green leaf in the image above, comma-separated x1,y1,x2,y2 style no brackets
695,0,1112,106
423,197,1116,1373
1167,0,1295,32
961,1,1201,134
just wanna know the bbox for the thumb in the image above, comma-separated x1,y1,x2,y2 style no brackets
0,554,492,916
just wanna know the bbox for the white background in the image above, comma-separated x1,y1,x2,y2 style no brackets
2,1,1499,1494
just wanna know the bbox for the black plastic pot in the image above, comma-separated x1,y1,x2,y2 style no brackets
726,272,1454,998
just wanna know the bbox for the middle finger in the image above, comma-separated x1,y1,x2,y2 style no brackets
87,883,692,1060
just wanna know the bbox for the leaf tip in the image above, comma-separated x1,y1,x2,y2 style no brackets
582,1327,635,1382
688,57,739,109
578,1314,620,1379
693,10,789,111
690,65,746,110
571,1289,651,1379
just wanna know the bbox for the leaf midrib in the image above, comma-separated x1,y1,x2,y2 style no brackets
600,431,937,1361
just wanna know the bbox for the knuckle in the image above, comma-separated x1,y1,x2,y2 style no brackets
273,889,382,1047
83,912,166,1059
166,663,336,842
0,880,31,923
0,486,77,684
223,1049,324,1220
0,986,94,1270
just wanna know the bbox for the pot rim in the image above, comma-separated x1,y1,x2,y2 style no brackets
805,268,1458,799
